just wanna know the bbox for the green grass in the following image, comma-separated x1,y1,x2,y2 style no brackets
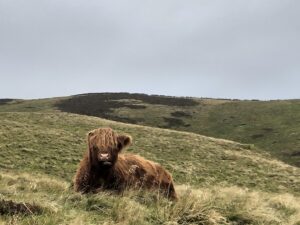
1,93,299,166
1,171,299,225
0,112,299,194
50,93,300,167
0,111,299,224
107,98,300,168
0,97,64,113
0,95,300,224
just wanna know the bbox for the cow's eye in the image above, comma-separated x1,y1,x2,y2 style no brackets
117,143,122,150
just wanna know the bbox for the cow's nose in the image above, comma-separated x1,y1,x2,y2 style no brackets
99,153,109,160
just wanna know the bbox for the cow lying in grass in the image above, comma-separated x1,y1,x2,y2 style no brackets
74,128,177,200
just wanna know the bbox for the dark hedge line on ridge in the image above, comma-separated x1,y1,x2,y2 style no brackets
55,93,198,123
0,99,14,105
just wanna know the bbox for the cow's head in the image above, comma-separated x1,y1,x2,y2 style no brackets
87,128,132,168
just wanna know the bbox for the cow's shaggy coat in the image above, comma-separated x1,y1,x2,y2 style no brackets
74,128,177,200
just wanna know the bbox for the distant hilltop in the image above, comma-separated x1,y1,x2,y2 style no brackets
1,92,300,167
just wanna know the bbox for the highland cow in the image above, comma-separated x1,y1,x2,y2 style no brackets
74,128,177,200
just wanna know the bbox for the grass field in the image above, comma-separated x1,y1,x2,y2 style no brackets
55,93,300,167
1,94,300,224
1,93,299,167
1,171,300,225
0,110,300,224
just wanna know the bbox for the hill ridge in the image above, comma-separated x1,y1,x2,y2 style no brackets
1,92,299,166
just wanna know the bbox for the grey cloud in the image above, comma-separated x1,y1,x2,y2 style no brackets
0,0,299,99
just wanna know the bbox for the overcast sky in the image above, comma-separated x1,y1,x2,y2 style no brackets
0,0,299,100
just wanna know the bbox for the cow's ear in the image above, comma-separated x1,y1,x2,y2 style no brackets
87,130,95,163
117,134,132,151
87,130,95,146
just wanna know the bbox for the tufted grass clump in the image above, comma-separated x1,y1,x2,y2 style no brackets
1,172,300,224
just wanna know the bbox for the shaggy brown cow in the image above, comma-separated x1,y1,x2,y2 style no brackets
74,128,177,200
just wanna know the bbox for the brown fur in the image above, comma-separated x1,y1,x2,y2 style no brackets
74,128,177,200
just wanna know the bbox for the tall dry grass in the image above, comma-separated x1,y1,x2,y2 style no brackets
1,172,300,224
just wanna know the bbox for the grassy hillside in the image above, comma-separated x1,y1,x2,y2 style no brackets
1,93,298,167
54,93,300,167
0,111,300,224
